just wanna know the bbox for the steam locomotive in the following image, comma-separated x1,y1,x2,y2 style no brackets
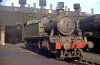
23,9,93,60
80,14,100,53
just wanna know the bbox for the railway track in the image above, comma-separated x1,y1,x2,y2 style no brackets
73,59,100,65
22,44,100,65
37,50,100,65
72,52,100,65
48,51,100,65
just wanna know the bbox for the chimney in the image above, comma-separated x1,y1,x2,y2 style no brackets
74,3,80,12
74,3,81,15
19,0,26,7
57,2,64,9
68,8,70,14
79,7,81,12
65,6,67,11
11,3,14,7
50,4,53,10
91,8,94,14
28,4,30,8
65,6,68,14
57,9,65,16
68,8,70,11
33,3,36,9
39,0,46,9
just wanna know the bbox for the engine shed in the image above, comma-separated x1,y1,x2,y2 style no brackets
0,2,92,45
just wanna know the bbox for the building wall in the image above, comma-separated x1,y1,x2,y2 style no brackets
0,5,90,44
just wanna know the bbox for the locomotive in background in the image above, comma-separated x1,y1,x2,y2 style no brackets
80,14,100,53
23,9,93,60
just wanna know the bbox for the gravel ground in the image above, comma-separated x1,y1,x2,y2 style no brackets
0,43,73,65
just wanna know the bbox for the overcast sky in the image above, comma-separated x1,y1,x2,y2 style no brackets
1,0,100,14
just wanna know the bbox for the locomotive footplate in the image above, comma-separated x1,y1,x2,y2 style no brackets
24,36,49,40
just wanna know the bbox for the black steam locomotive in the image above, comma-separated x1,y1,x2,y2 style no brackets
23,9,93,60
80,14,100,53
